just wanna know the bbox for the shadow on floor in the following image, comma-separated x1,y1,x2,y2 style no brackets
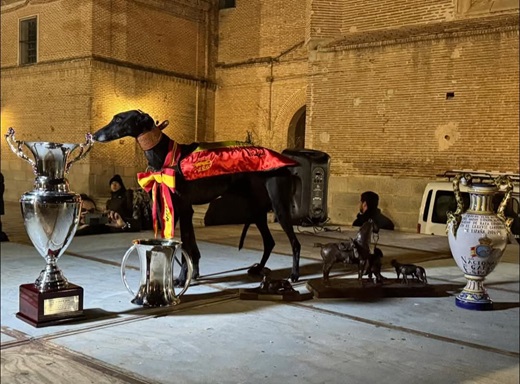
76,289,240,324
194,261,325,285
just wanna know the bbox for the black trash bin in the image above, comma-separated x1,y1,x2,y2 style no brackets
282,148,330,226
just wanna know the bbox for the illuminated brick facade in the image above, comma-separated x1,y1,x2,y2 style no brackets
1,0,518,230
1,0,217,198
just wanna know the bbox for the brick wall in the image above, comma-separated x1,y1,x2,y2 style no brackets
1,59,94,201
89,59,207,197
216,0,518,231
215,0,308,150
217,0,306,63
217,1,262,63
328,175,427,230
1,0,93,66
309,28,519,177
92,0,210,77
214,59,308,151
1,0,215,202
2,0,518,233
307,0,344,43
308,5,519,230
337,0,455,33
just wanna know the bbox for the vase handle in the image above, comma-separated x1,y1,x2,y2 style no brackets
4,127,37,174
446,173,471,237
494,175,514,232
65,133,94,174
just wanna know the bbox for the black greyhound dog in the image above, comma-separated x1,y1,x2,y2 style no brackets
93,110,301,285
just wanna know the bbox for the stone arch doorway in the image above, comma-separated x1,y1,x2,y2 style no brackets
287,106,306,149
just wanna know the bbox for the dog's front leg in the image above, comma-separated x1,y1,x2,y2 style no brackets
177,204,201,282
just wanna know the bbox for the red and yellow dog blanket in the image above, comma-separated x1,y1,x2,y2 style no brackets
138,140,298,239
180,141,297,180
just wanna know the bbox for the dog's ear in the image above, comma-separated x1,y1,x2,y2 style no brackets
137,112,155,132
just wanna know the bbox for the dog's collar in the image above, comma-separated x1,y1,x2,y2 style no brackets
137,128,162,151
136,121,168,151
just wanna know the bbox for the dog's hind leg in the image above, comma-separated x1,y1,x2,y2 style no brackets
266,175,301,282
248,215,275,277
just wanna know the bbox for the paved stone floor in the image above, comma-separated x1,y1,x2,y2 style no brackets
1,202,519,384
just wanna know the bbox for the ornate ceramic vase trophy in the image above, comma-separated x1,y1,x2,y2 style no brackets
447,173,513,310
121,239,193,307
5,128,93,327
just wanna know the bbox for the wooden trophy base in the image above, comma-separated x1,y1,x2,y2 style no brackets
16,283,85,328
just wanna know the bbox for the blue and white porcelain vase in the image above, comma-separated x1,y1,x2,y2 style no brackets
446,173,513,310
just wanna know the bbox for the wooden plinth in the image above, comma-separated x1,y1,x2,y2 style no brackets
239,288,314,302
306,278,434,299
16,283,85,328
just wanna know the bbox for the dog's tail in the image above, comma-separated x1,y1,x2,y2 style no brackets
238,223,250,250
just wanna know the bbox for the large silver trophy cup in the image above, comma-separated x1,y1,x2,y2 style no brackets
5,127,93,327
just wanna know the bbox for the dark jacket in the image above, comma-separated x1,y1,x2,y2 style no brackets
106,188,134,220
353,208,394,230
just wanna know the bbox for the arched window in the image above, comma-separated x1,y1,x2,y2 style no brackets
287,106,306,149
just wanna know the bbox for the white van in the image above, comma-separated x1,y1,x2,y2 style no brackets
417,171,519,243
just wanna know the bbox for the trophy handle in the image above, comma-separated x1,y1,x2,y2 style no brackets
446,173,470,237
494,175,514,232
4,127,37,174
65,133,94,174
121,244,138,296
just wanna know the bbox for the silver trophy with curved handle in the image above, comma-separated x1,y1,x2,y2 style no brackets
121,238,193,307
5,127,93,327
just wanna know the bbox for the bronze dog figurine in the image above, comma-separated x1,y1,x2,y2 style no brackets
317,220,383,284
316,241,358,282
391,259,427,284
316,242,385,284
258,274,296,294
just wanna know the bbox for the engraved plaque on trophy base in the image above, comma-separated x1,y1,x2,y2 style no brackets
16,283,85,327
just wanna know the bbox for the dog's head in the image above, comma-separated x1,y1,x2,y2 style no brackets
93,110,155,142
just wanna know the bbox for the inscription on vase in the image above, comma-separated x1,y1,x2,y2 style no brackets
460,214,502,236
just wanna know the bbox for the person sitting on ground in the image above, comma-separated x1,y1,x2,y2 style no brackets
106,174,135,220
353,191,395,230
76,193,140,236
